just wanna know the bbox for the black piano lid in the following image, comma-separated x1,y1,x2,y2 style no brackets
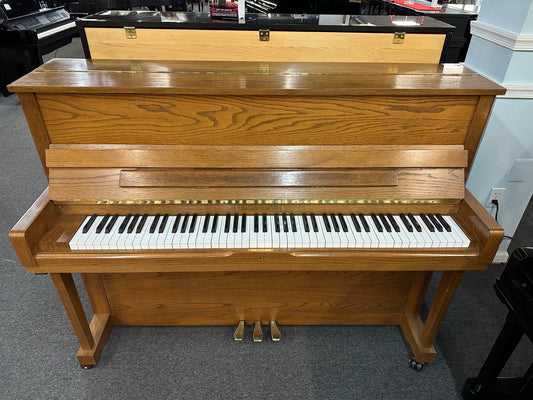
0,0,40,20
77,11,455,34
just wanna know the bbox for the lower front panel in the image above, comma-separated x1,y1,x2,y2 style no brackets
101,271,414,326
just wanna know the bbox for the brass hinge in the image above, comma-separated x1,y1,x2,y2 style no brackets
393,32,405,44
124,26,137,39
259,29,270,41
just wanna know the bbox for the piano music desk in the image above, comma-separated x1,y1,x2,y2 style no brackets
9,59,505,368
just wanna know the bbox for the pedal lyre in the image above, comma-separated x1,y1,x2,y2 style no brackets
270,320,281,341
253,321,263,342
233,320,245,341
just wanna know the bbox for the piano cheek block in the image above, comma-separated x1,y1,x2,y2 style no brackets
9,59,505,368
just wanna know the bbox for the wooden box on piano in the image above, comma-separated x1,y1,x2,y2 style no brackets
9,59,505,368
76,11,454,64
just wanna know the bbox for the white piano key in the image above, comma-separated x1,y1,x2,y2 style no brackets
69,216,92,250
249,215,259,249
83,216,105,250
393,215,415,248
294,216,307,248
190,216,205,249
270,216,281,249
101,216,123,250
444,216,470,247
258,215,272,249
413,215,435,248
286,215,297,248
335,215,351,248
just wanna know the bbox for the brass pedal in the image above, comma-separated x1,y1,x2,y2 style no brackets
253,321,263,342
233,320,245,341
270,320,281,341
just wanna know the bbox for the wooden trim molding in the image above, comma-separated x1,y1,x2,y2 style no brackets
470,20,533,51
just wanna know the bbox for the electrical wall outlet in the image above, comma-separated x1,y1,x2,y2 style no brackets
486,188,506,206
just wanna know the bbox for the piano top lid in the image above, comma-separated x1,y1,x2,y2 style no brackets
76,11,455,34
8,58,506,96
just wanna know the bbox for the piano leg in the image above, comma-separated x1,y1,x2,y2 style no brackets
401,270,465,364
50,273,113,368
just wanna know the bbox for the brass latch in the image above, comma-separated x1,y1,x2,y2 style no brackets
125,27,137,39
393,32,405,44
259,29,270,41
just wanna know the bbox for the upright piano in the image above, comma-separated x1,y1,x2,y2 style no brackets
0,0,77,95
9,58,505,369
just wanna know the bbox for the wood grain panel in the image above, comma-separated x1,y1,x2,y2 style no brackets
101,271,413,325
39,94,477,146
118,169,399,188
9,59,506,97
46,144,468,169
48,167,465,201
86,28,445,64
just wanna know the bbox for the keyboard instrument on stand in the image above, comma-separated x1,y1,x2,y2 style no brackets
9,59,505,369
0,2,77,95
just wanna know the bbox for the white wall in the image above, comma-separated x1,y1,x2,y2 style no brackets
464,0,533,257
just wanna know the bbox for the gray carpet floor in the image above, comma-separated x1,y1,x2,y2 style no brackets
1,39,532,399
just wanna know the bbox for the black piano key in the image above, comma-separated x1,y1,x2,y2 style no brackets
118,213,132,234
359,213,370,232
371,213,383,232
211,214,219,233
262,214,268,233
189,214,198,233
302,214,310,233
436,213,451,232
399,213,413,232
407,213,422,232
105,214,119,234
310,213,319,232
420,214,435,232
338,214,348,232
350,214,361,232
224,214,231,233
159,214,169,234
428,214,443,232
82,214,98,234
290,214,297,232
172,214,182,234
202,214,211,233
149,214,161,234
128,214,140,234
254,214,259,233
136,214,148,234
387,213,400,232
180,214,190,233
232,214,239,233
282,213,289,233
96,214,110,234
274,214,281,233
241,213,247,233
330,214,340,232
378,213,391,233
322,214,332,232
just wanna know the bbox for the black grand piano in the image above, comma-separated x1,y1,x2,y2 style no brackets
0,0,78,95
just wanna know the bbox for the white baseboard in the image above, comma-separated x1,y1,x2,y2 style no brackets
492,251,509,264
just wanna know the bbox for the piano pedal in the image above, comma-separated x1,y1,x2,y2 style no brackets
270,320,281,342
252,321,263,342
233,320,245,341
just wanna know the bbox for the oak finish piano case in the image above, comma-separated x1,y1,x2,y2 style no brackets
9,59,505,368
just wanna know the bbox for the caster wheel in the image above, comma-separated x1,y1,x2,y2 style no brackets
408,358,424,372
80,365,94,370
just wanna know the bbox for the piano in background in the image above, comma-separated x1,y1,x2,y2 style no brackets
0,0,77,96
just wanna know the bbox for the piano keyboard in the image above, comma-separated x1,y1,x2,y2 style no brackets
69,213,470,250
